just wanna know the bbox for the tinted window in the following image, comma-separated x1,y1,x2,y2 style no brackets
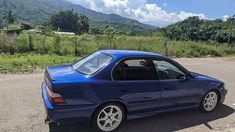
124,59,146,67
113,58,157,80
73,52,113,75
153,60,186,80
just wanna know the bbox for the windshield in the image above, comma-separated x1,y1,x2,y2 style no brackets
73,52,113,75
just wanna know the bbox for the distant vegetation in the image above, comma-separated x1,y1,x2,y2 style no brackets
162,16,235,44
0,0,153,34
49,10,89,34
0,33,234,57
1,32,235,73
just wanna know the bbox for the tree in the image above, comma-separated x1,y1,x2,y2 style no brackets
78,15,89,34
2,0,27,27
0,20,3,28
3,10,16,25
162,16,235,43
103,26,117,39
215,30,229,43
103,26,118,48
90,28,102,35
49,10,89,34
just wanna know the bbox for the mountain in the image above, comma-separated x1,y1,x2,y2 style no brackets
0,0,155,32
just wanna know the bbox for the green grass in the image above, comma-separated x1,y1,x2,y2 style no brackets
1,33,235,57
0,54,80,73
1,33,235,73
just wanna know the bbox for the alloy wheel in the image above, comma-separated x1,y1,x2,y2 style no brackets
97,105,123,132
203,91,218,111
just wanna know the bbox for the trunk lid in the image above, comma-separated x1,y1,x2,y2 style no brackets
45,65,88,84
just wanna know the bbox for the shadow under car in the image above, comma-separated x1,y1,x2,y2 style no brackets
49,104,234,132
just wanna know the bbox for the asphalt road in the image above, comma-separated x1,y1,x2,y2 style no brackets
0,58,235,132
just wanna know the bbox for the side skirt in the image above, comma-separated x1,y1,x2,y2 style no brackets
127,105,199,120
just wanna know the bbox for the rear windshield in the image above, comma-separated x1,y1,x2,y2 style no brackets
73,52,113,75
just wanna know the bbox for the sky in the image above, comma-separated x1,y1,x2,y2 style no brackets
66,0,235,27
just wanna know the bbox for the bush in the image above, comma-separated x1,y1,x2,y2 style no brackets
0,34,17,54
7,24,22,30
188,44,221,57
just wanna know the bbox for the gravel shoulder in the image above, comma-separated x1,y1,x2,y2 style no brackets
0,58,235,132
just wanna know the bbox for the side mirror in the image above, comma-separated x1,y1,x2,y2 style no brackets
187,73,194,80
140,61,147,66
178,75,187,80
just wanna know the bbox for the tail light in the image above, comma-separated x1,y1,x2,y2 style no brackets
46,85,64,104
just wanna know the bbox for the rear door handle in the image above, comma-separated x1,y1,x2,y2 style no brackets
121,89,128,92
143,96,151,99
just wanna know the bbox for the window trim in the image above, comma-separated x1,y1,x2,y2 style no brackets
111,56,158,81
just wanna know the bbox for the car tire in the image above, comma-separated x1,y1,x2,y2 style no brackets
92,103,125,132
200,90,219,112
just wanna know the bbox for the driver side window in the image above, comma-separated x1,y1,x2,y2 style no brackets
153,60,186,80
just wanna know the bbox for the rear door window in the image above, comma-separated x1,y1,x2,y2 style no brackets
113,58,157,80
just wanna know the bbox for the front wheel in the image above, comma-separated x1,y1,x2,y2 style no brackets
200,91,219,112
92,103,125,132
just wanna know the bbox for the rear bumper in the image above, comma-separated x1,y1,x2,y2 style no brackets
41,82,95,124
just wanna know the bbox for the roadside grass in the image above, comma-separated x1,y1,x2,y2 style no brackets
0,54,80,73
1,33,235,57
1,33,235,73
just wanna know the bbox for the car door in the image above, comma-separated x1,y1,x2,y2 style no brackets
152,58,199,110
112,57,161,113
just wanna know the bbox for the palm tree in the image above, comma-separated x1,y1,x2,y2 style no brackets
2,0,16,28
3,10,16,25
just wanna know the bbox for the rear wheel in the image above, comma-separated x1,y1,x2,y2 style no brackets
200,91,219,112
92,103,125,132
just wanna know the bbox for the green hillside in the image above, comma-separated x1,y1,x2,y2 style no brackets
0,0,155,32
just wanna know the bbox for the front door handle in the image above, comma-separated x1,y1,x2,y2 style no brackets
163,87,171,90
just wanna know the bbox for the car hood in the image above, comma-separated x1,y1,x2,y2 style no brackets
46,65,89,83
190,72,224,84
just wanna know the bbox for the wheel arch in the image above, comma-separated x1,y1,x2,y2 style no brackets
211,89,221,103
202,88,221,104
90,100,128,122
199,88,222,112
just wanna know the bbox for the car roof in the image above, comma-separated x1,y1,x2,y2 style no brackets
100,50,166,59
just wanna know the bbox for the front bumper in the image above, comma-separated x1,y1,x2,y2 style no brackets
41,82,95,124
220,88,227,103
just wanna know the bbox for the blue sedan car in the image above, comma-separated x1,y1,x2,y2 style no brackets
41,50,227,132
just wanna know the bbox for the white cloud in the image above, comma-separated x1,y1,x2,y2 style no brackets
178,11,206,20
66,0,207,27
223,15,230,21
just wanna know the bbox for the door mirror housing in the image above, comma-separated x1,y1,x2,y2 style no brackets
140,61,147,66
187,73,194,80
178,73,194,80
178,75,187,80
